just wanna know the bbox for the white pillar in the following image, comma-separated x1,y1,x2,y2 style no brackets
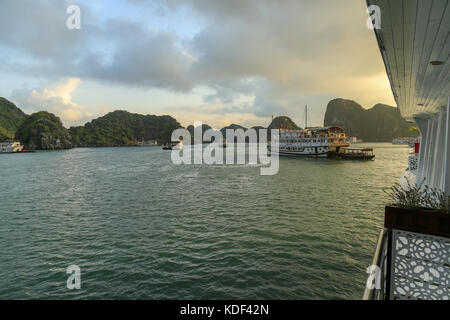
415,116,430,185
444,97,450,195
425,116,437,185
430,108,446,189
420,119,430,184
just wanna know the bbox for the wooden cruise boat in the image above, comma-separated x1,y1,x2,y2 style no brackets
270,126,350,158
338,147,375,160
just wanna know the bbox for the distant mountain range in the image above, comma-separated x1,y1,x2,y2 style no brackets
186,119,298,143
324,98,418,142
0,98,183,149
0,97,418,150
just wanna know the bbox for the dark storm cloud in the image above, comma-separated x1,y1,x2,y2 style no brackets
0,0,391,120
79,22,193,90
0,1,81,59
0,0,194,91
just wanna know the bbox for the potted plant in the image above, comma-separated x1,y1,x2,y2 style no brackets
384,179,450,238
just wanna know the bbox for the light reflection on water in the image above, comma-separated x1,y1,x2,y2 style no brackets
0,143,410,299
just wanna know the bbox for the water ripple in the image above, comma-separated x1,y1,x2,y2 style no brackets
0,144,410,299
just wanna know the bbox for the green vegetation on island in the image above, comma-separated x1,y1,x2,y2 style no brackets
265,116,301,140
267,116,301,131
15,111,73,150
0,96,423,149
0,98,183,149
0,97,27,141
69,110,183,147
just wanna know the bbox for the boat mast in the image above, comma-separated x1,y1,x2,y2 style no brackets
305,105,308,129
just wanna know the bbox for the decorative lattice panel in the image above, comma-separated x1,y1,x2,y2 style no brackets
408,154,418,171
392,230,450,300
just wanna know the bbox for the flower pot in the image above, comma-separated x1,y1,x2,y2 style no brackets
385,205,450,238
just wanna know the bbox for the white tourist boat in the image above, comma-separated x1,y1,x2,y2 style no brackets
270,126,350,158
0,140,24,153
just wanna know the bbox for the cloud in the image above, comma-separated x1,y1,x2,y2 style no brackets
1,0,396,127
80,25,194,90
0,1,82,59
10,78,92,126
186,0,388,98
0,1,195,91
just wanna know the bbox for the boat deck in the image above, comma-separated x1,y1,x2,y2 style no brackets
338,148,375,160
391,230,449,300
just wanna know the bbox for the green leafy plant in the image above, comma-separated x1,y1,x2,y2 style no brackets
408,126,420,136
384,178,450,214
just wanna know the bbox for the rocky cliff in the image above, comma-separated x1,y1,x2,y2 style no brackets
69,110,183,147
324,98,417,142
15,111,73,150
0,97,27,141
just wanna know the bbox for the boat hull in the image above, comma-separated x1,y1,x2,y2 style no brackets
268,146,331,158
339,154,375,160
278,151,329,158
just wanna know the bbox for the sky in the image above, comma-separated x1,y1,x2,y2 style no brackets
0,0,396,129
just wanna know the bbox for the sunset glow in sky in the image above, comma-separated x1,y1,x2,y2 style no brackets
0,0,396,128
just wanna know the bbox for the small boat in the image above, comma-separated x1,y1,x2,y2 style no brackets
338,147,375,160
0,140,24,153
162,139,183,151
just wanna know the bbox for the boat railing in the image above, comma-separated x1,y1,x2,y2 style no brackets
329,140,349,145
363,229,388,300
340,148,373,154
363,207,450,300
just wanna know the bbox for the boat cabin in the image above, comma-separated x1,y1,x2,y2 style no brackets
339,148,375,160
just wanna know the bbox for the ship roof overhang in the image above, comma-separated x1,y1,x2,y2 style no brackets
366,0,450,122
